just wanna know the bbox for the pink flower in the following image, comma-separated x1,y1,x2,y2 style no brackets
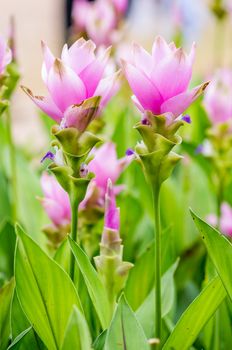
88,142,132,192
40,172,71,228
207,202,232,237
203,69,232,124
22,38,120,131
112,0,128,15
122,36,208,119
72,0,90,32
104,178,120,231
0,35,12,75
80,142,133,210
72,0,126,46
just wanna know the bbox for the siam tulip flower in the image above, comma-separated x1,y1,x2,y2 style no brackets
80,142,133,211
203,69,232,125
122,36,208,121
72,0,90,32
84,0,117,47
72,0,126,47
88,142,132,194
40,172,71,229
0,35,12,75
207,202,232,237
112,0,128,15
22,38,121,131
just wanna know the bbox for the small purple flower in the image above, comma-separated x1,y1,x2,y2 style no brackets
41,151,55,163
126,148,134,156
182,114,191,124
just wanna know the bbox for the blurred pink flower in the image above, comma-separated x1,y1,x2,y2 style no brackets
204,69,232,124
72,0,126,46
122,36,208,119
0,35,12,75
104,178,120,231
88,142,132,192
40,172,71,228
22,38,120,130
112,0,128,14
80,142,133,210
207,202,232,237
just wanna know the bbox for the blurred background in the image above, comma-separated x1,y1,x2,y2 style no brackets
0,0,232,149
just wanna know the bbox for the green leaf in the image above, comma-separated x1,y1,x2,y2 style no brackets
11,291,41,350
163,276,226,350
191,210,232,301
0,278,15,350
7,327,32,350
136,259,179,338
104,294,149,350
61,305,92,350
54,238,70,273
0,221,16,285
68,236,110,329
15,225,82,350
93,330,107,350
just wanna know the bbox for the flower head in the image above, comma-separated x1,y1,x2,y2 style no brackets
0,35,12,75
122,36,208,120
40,172,71,228
207,202,232,237
72,0,127,46
88,142,132,192
22,38,120,131
204,69,232,125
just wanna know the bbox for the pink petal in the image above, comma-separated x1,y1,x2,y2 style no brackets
122,61,162,114
61,39,96,75
94,70,121,108
47,59,86,112
21,86,63,122
79,47,111,97
152,36,172,65
161,82,209,117
132,42,153,76
0,35,12,74
152,48,193,100
41,41,55,83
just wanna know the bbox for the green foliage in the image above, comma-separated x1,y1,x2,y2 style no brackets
68,237,111,329
0,278,15,350
15,225,82,350
104,294,149,350
163,276,226,350
191,210,232,301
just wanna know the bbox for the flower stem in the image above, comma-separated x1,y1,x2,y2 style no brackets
6,107,17,222
152,185,162,344
69,196,79,281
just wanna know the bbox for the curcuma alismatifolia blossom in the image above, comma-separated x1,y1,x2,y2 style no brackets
122,36,208,121
80,142,133,209
40,172,71,229
203,69,232,125
0,35,12,76
40,142,132,228
22,38,120,131
72,0,128,47
207,202,232,237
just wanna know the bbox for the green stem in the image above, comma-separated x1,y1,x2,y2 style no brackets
6,107,17,222
69,196,79,281
152,186,162,344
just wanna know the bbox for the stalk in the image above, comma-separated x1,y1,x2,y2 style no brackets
152,185,162,344
69,196,79,281
6,107,17,221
